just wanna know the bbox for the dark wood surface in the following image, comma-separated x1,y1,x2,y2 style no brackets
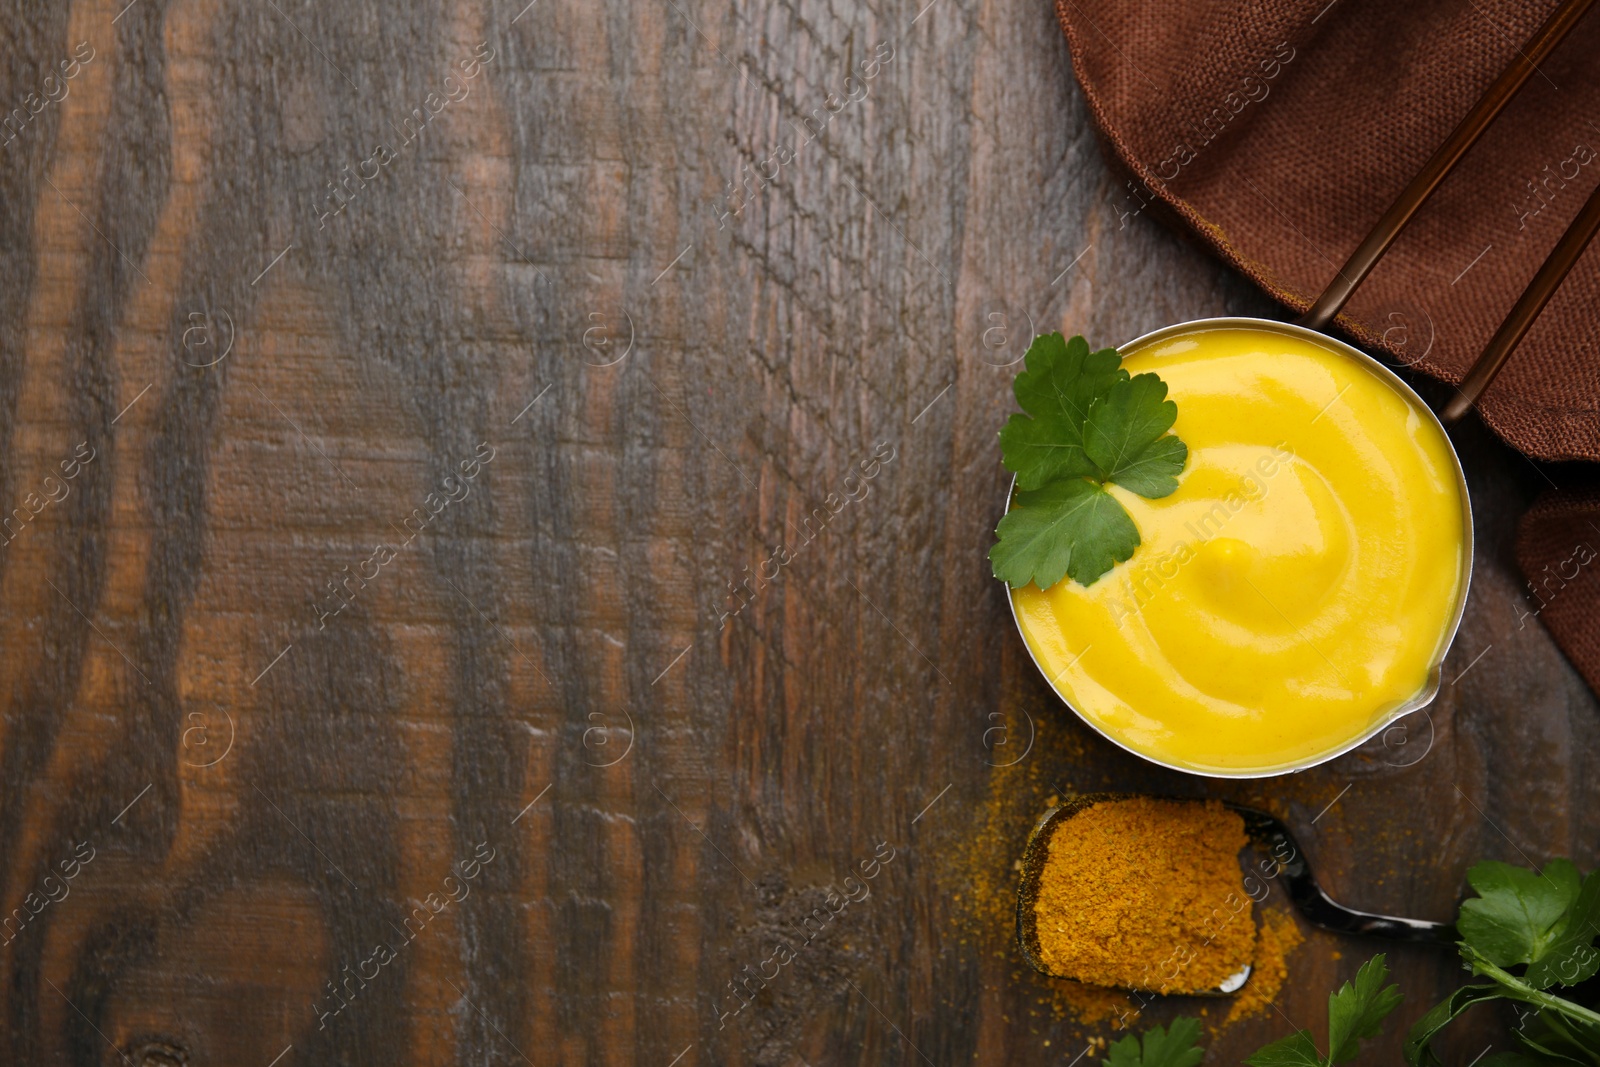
2,1,1597,1064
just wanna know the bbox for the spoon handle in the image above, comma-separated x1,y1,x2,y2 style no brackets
1230,803,1459,946
1289,882,1459,944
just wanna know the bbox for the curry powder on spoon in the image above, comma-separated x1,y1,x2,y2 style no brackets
1033,797,1256,993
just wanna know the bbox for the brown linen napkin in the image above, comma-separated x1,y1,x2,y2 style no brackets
1516,484,1600,695
1053,0,1600,691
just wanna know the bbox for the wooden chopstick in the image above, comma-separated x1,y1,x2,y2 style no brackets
1298,0,1596,332
1441,178,1600,423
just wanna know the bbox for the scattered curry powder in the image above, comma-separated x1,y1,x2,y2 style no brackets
1223,904,1304,1026
1042,979,1128,1026
1032,798,1255,993
942,718,1136,1030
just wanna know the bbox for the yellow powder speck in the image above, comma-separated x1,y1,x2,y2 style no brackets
1047,981,1132,1025
946,716,1124,1031
1224,905,1304,1026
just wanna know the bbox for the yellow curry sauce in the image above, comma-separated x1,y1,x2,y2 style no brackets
1012,326,1465,775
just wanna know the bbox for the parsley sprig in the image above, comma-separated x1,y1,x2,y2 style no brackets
1096,861,1600,1067
990,333,1188,590
1248,954,1404,1066
1106,956,1401,1067
1405,860,1600,1066
1107,1017,1204,1067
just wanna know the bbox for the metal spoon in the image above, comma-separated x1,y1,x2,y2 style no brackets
1015,793,1457,994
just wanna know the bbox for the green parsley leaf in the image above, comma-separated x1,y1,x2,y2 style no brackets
1408,861,1600,1067
1106,1017,1204,1067
1084,373,1188,498
1327,953,1404,1064
989,478,1139,589
1105,1033,1142,1067
1000,333,1127,490
992,333,1188,590
1245,1030,1323,1067
1525,870,1600,988
1403,982,1505,1067
1249,954,1402,1067
1511,1011,1600,1065
1459,860,1581,970
1010,333,1126,422
997,412,1100,490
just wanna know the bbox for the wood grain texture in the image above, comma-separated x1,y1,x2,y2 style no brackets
1,0,1596,1064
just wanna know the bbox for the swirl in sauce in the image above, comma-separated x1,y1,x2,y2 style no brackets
1011,327,1466,775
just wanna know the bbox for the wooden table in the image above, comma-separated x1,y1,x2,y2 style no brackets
4,0,1595,1063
